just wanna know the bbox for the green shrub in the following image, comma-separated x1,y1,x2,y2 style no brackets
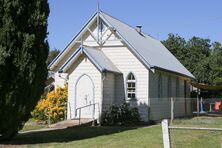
31,85,68,123
102,103,140,126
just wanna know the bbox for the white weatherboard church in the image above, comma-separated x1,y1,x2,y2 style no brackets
48,10,195,122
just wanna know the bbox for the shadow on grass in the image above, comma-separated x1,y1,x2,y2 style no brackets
0,125,141,145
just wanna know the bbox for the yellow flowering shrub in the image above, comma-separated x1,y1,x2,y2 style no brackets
32,85,68,123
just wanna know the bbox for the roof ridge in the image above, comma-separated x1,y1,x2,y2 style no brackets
99,11,194,78
100,11,158,41
100,11,139,32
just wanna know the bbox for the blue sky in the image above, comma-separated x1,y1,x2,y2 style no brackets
48,0,222,50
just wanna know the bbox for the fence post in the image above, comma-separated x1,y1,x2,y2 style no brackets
79,109,81,125
92,104,95,126
69,102,72,119
171,97,174,124
97,103,101,126
197,96,199,116
162,119,171,148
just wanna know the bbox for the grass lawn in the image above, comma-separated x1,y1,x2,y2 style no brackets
20,119,46,132
3,126,163,148
1,116,222,148
170,116,222,148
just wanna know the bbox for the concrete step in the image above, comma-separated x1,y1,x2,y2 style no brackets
49,118,95,129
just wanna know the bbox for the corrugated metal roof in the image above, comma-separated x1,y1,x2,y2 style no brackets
100,11,195,78
61,46,121,74
84,47,121,73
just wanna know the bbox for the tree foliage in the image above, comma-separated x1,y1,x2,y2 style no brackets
32,85,68,123
162,34,222,85
46,48,60,66
0,0,49,139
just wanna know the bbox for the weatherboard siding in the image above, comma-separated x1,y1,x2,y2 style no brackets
67,55,101,119
149,71,191,121
54,73,68,90
101,40,149,121
102,73,115,112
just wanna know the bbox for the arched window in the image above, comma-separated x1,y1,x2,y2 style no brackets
127,73,136,99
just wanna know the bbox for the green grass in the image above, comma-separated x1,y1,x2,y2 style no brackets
20,124,46,132
3,126,163,148
1,116,222,148
170,116,222,148
20,119,46,132
170,129,220,148
172,116,222,128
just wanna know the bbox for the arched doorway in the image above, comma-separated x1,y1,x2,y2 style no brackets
75,74,94,118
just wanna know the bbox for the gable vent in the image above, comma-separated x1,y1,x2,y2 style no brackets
135,25,142,33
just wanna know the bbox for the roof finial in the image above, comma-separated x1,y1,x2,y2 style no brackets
97,0,100,13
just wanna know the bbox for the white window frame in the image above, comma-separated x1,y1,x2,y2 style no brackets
126,72,136,100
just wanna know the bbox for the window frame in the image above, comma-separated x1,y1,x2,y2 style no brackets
126,72,136,100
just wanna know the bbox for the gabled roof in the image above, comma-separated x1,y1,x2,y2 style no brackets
100,11,194,78
49,10,194,79
48,12,98,70
60,46,121,74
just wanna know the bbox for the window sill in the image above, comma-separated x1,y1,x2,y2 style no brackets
125,98,138,101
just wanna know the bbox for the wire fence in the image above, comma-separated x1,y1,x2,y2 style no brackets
162,119,222,148
158,97,222,148
149,97,222,122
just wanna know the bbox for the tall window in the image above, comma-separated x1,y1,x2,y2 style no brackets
158,74,162,98
127,73,136,99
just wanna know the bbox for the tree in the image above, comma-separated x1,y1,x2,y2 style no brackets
162,33,187,61
193,57,212,84
0,0,49,139
210,42,222,85
46,49,60,66
185,37,211,75
162,33,188,68
162,34,214,84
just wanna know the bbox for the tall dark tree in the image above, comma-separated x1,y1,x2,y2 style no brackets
0,0,49,139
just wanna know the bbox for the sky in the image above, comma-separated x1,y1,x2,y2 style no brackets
48,0,222,50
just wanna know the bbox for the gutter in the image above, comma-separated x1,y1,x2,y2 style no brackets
150,66,195,80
